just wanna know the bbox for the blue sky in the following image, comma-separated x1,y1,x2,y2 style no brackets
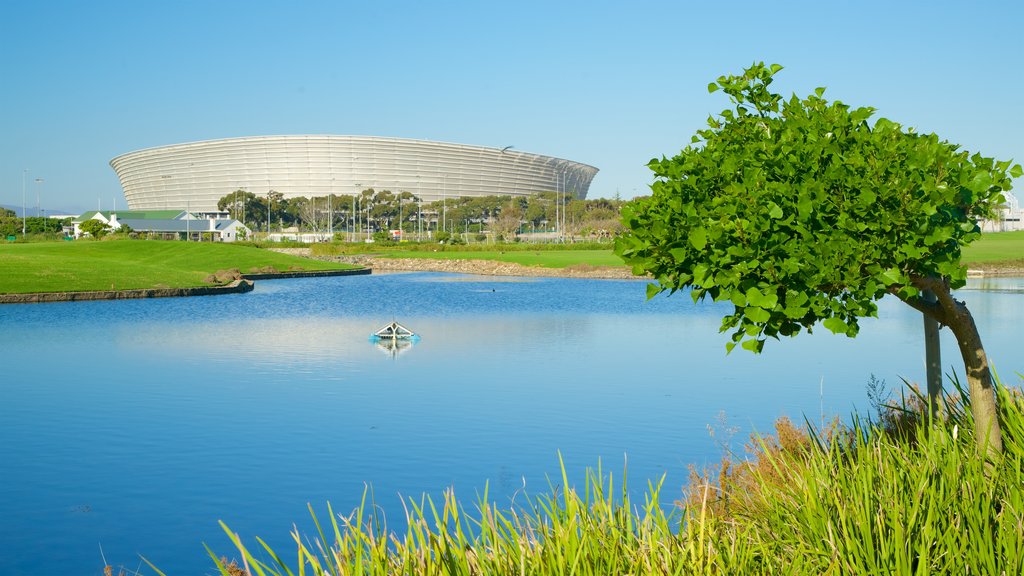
1,0,1021,214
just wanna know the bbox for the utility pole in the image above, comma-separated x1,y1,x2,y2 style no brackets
21,169,28,236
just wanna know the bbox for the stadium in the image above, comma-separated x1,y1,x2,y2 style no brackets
110,135,599,212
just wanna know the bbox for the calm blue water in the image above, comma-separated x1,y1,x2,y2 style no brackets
1,273,1022,575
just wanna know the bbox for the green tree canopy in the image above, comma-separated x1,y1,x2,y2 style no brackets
615,63,1020,454
79,219,111,238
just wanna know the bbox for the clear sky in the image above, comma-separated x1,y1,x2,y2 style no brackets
1,0,1021,214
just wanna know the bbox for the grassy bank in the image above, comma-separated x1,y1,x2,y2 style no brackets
307,230,1024,270
194,380,1024,576
0,240,357,294
962,230,1024,265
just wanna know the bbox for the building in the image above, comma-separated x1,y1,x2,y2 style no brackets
73,210,250,242
110,135,600,213
981,192,1024,232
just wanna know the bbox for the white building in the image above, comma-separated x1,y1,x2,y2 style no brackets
981,192,1023,232
73,210,250,242
110,135,600,213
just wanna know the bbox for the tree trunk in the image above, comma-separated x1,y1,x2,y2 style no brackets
940,291,1003,457
921,289,943,418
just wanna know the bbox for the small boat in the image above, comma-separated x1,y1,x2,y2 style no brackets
370,321,419,341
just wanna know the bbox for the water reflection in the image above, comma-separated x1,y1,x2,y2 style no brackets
1,272,1022,576
963,276,1024,293
374,337,416,358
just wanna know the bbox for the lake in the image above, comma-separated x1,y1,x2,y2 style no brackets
1,272,1022,575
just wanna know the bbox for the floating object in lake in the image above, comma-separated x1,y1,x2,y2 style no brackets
369,321,420,342
370,321,419,359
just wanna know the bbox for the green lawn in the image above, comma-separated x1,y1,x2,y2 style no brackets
373,231,1024,269
0,240,357,294
962,230,1024,264
380,249,625,268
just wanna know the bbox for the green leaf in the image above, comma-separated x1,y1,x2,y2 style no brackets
689,228,708,250
745,306,771,323
645,283,662,300
767,202,783,219
823,316,848,334
729,288,747,307
1010,164,1023,178
878,267,902,286
969,171,993,193
707,82,720,93
741,339,765,353
745,286,778,308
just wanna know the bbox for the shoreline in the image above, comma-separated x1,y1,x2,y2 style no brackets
0,267,368,304
3,251,1019,304
281,249,1024,280
0,278,255,304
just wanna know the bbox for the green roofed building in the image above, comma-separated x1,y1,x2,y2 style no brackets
72,210,250,242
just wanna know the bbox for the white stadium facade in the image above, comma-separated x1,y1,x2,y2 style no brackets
110,135,599,212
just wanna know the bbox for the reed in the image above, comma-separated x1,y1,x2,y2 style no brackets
201,377,1024,575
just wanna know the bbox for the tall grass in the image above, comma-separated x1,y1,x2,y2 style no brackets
195,377,1024,575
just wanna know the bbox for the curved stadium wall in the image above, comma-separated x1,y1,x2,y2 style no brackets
110,135,599,212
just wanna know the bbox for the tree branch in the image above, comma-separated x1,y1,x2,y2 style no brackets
890,275,952,326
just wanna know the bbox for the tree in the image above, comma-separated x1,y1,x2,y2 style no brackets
614,63,1021,456
492,198,524,240
217,189,260,224
79,219,111,238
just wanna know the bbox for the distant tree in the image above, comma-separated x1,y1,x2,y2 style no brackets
218,189,256,223
79,219,110,238
615,63,1021,456
492,198,524,239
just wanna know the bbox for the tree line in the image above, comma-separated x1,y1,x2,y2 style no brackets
216,189,629,240
0,208,68,238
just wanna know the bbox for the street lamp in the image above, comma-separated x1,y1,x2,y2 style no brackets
353,183,362,243
329,178,335,237
21,169,28,236
188,163,195,242
499,145,513,198
35,178,44,219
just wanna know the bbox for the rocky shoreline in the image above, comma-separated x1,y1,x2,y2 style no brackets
272,248,1024,280
272,249,641,279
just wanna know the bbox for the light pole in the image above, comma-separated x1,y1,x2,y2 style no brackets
187,163,195,242
415,175,422,241
35,178,44,219
21,169,28,236
499,145,513,198
442,174,447,233
329,178,335,238
354,183,362,242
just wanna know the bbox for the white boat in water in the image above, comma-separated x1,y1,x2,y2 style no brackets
370,321,418,341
